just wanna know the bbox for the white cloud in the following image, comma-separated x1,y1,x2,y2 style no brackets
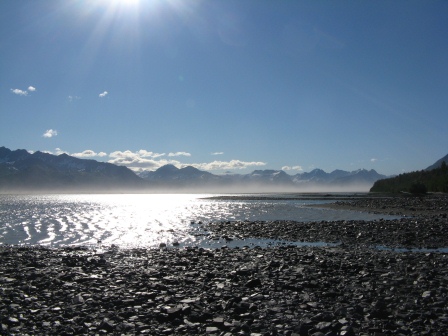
168,152,191,157
282,165,303,171
99,91,108,98
55,148,71,155
72,150,107,158
11,86,36,96
370,158,377,162
68,95,80,102
43,129,58,138
11,88,28,96
109,154,179,171
192,160,266,171
42,148,107,157
211,152,224,155
40,148,67,155
136,150,165,158
108,150,175,170
109,150,137,159
113,158,181,171
110,150,165,159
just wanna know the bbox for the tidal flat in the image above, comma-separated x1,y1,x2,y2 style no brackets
1,195,447,335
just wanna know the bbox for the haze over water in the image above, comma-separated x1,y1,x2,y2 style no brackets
0,194,397,248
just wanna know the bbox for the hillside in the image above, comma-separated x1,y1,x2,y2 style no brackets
370,160,448,193
426,154,448,171
0,147,145,192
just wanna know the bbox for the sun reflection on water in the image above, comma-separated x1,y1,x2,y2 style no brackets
0,194,400,248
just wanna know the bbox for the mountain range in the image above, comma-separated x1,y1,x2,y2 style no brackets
0,147,144,191
4,146,445,192
137,164,386,191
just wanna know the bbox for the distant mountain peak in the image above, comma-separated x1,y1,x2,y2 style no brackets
155,164,179,172
0,147,144,191
180,166,201,173
1,147,393,192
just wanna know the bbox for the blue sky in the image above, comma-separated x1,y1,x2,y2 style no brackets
1,0,447,176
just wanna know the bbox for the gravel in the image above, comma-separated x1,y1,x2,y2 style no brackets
1,195,447,335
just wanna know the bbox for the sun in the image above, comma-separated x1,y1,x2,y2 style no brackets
108,0,140,8
118,0,140,5
96,0,141,11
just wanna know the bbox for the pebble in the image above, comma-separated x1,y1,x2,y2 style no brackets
206,196,448,250
0,196,447,335
0,244,447,335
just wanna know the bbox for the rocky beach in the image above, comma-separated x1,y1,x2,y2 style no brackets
1,195,448,335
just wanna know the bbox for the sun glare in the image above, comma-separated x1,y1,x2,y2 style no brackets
99,0,141,11
116,0,140,5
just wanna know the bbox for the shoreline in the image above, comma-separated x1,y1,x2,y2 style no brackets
205,195,448,250
311,194,448,217
1,195,448,335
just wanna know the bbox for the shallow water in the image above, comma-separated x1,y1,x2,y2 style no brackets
0,194,398,248
376,245,448,253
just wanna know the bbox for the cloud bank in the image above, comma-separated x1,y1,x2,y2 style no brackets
108,150,177,170
192,160,266,171
105,150,266,172
44,148,107,158
36,147,269,173
168,152,191,157
72,150,107,158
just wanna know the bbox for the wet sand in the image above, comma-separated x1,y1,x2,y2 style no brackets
1,195,447,335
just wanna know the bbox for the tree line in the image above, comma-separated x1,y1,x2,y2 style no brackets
370,162,448,194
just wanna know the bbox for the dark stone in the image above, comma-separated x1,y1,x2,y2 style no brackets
1,198,448,336
7,317,19,325
245,278,262,288
99,319,115,332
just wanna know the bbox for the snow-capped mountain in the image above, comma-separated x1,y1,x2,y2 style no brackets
137,165,387,190
243,170,293,185
0,146,389,191
139,164,220,187
292,169,329,184
291,168,386,186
